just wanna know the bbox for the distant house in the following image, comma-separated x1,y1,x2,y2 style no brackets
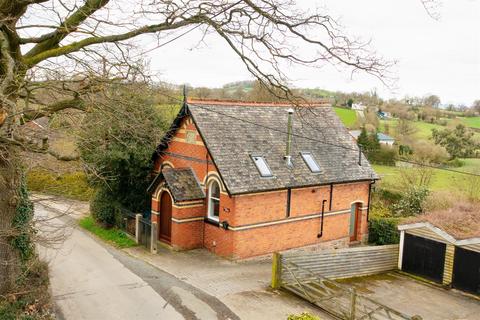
377,111,392,119
351,103,366,111
349,130,395,146
15,117,49,149
148,99,378,259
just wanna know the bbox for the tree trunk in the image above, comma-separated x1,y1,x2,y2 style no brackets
0,144,22,294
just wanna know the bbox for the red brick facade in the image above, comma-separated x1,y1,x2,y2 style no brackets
151,116,371,259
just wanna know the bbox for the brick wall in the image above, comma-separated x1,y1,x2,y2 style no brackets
151,115,372,259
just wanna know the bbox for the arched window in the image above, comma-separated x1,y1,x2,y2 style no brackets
208,180,220,221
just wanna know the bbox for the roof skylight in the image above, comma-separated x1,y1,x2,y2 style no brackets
301,152,321,173
251,156,273,177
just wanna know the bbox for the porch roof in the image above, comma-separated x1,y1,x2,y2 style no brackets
149,168,205,202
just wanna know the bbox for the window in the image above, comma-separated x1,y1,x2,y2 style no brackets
208,180,220,220
251,156,273,177
301,152,321,173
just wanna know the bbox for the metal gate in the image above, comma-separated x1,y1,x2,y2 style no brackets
452,247,480,295
118,208,137,237
402,233,446,283
138,216,152,249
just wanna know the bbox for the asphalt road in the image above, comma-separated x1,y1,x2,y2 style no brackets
36,202,239,320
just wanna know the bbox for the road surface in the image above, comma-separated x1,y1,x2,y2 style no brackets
36,201,238,320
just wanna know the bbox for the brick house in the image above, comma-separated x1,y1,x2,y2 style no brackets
148,99,378,259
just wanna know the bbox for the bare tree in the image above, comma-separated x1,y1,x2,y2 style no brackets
0,0,393,293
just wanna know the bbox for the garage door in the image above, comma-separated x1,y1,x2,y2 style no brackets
453,247,480,295
402,233,446,283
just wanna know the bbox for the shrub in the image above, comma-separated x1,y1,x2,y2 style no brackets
374,188,402,203
288,313,321,320
445,158,464,168
368,217,401,245
392,186,430,217
368,146,396,166
90,188,117,227
410,141,449,165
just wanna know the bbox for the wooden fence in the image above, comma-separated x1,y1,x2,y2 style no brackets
281,244,399,280
272,245,422,320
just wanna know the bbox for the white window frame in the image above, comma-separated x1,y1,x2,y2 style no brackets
251,155,273,177
301,152,321,173
207,180,221,221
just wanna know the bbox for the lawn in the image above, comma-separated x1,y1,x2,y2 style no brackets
334,107,357,128
372,158,480,192
79,216,137,248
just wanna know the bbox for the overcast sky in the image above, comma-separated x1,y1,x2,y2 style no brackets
147,0,479,106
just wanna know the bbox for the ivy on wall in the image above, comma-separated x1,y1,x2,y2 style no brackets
12,174,34,262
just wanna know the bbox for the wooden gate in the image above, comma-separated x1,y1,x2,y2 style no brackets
402,234,446,283
452,247,480,295
272,250,421,320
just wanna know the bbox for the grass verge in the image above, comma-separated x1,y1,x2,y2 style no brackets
79,216,137,248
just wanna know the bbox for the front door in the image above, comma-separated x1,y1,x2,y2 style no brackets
349,203,360,241
159,191,172,243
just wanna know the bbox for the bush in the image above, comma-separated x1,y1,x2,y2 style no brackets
445,158,464,168
90,188,117,227
288,313,321,320
368,146,396,166
392,186,430,217
368,217,401,245
410,141,449,165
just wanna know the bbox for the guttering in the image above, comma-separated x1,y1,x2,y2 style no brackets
329,183,333,211
367,180,375,222
317,199,327,238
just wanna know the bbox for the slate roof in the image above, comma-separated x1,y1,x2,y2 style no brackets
149,168,205,202
349,130,395,141
155,100,378,195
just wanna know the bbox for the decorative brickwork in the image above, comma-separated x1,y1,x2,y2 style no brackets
151,113,373,258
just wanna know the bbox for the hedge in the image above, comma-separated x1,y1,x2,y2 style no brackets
368,216,401,245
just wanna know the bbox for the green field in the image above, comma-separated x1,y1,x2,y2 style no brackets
379,119,446,140
334,107,357,128
373,158,480,192
460,117,480,129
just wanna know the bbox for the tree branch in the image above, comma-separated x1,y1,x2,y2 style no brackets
22,96,86,121
23,0,110,58
23,19,195,67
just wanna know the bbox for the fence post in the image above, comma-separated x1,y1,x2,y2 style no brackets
135,214,142,244
150,222,158,254
271,252,282,289
349,287,357,320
